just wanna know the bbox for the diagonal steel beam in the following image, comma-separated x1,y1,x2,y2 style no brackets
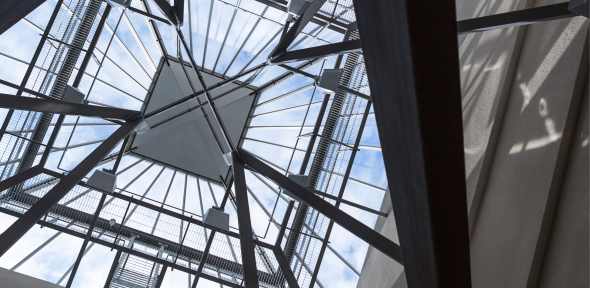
232,151,260,288
152,0,179,26
144,63,265,119
174,0,184,25
0,165,44,192
239,147,403,264
353,0,472,286
0,94,141,120
177,29,235,151
270,40,361,64
270,0,327,58
0,0,45,35
128,6,171,25
457,2,576,34
0,117,143,257
103,250,123,287
273,246,300,288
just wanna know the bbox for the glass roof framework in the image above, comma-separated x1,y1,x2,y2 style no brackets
0,0,388,287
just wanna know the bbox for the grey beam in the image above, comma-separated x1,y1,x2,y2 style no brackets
457,2,576,34
144,63,266,118
270,40,361,64
353,0,472,287
0,0,45,35
232,151,260,288
0,165,44,192
0,79,56,100
0,94,141,120
128,6,171,25
273,246,300,288
152,0,179,26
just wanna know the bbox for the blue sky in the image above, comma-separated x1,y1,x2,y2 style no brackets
0,0,389,287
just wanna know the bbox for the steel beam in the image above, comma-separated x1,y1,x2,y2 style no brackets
0,94,141,120
275,200,295,247
0,117,143,257
239,148,403,264
128,6,171,25
220,175,234,211
311,188,387,217
103,250,122,288
0,0,45,35
457,2,576,34
191,230,216,288
177,29,236,151
0,79,55,100
232,151,260,288
353,0,472,287
273,246,300,288
270,40,361,64
0,165,43,192
144,62,264,118
155,265,168,288
174,0,184,25
152,0,179,26
337,85,371,101
270,0,327,58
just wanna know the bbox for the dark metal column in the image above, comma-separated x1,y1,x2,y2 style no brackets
232,151,260,288
103,250,122,288
154,264,168,288
0,0,46,35
353,0,472,287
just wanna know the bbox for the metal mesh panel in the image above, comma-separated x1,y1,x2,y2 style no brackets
318,0,356,24
110,254,162,288
0,171,296,287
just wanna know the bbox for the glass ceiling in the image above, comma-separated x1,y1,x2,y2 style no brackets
0,0,386,287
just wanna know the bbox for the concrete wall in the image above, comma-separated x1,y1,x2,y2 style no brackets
356,187,405,288
357,0,588,287
0,267,62,288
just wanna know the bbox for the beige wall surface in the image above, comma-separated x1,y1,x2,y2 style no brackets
356,0,589,287
356,188,405,288
537,74,589,288
468,10,588,288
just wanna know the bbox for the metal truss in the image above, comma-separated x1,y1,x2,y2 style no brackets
0,0,586,287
